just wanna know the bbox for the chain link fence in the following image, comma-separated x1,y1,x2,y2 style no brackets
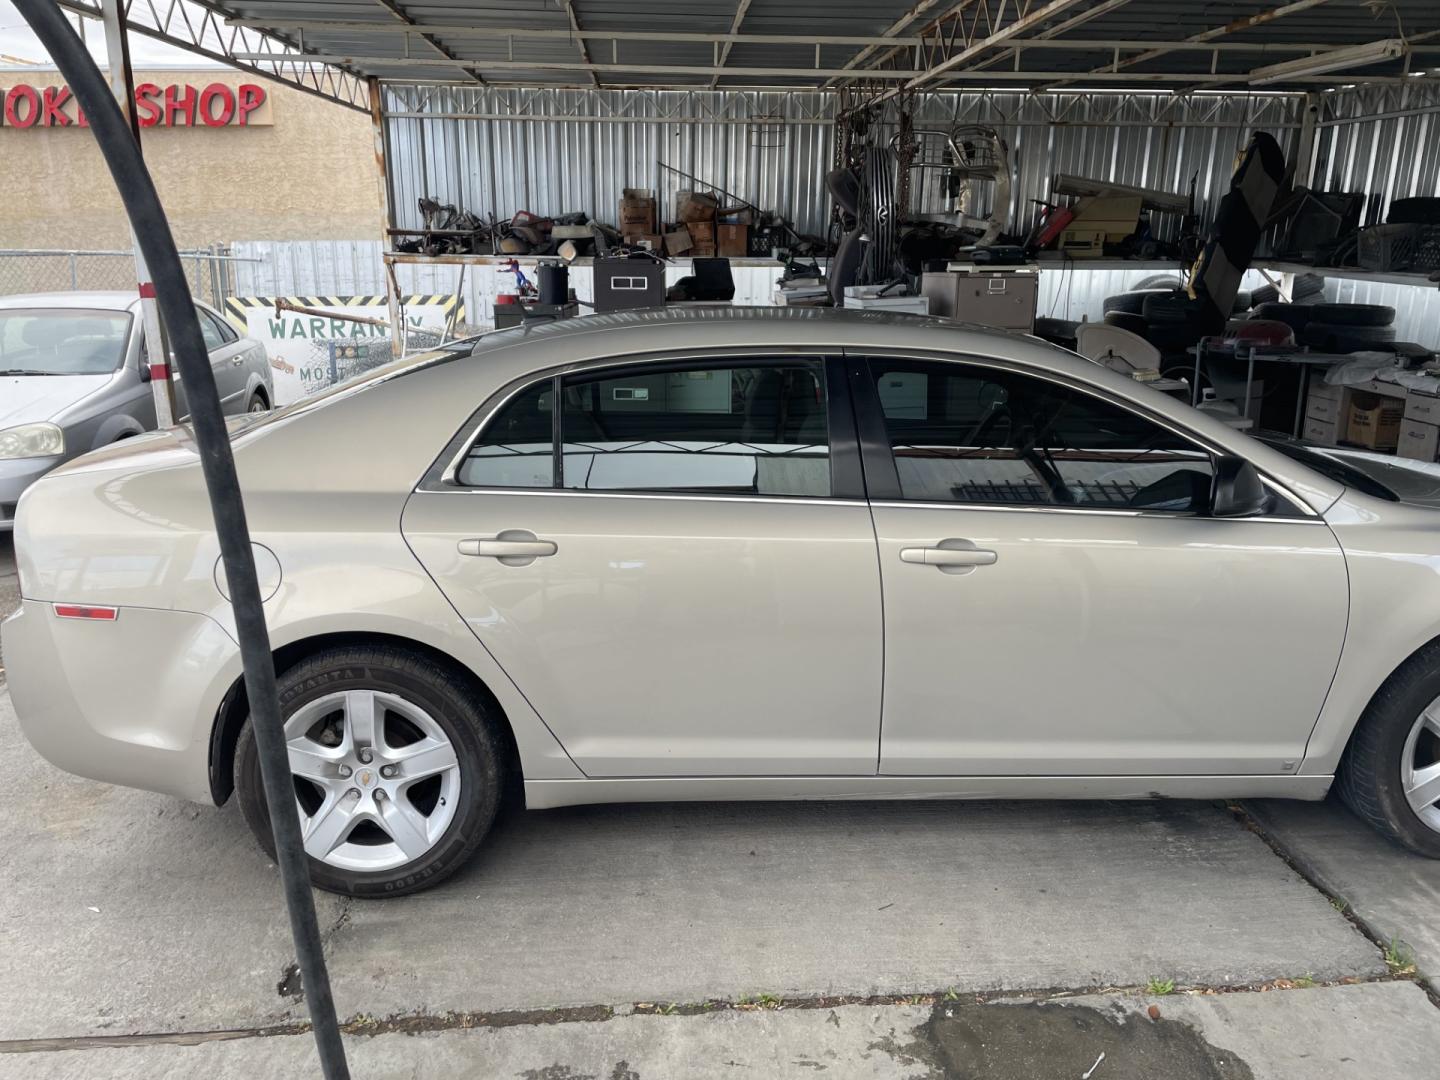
0,246,237,309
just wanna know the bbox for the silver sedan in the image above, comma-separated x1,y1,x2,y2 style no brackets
7,308,1440,896
0,291,273,529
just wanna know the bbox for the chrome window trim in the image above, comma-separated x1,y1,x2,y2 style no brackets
433,347,838,495
416,486,868,509
852,347,1322,521
868,498,1324,524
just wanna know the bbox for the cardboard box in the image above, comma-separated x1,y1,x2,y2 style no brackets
1347,391,1403,450
623,233,663,252
663,227,693,256
676,191,719,223
686,221,716,257
619,187,656,234
716,222,748,258
1398,421,1440,463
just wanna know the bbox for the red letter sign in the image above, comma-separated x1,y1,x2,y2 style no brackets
133,83,162,127
198,83,235,127
236,84,265,125
40,86,71,127
4,85,39,128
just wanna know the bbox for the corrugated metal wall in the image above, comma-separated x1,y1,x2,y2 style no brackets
382,87,1304,240
1313,83,1440,223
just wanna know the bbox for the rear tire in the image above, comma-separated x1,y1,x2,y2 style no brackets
234,645,504,897
1337,644,1440,858
247,392,269,413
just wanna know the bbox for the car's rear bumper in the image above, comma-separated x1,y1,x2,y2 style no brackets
4,599,238,803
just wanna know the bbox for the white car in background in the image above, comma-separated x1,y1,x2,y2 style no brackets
7,308,1440,898
0,291,272,528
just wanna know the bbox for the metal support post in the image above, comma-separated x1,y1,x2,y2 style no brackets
99,0,175,427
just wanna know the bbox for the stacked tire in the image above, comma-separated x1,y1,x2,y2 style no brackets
1299,303,1397,353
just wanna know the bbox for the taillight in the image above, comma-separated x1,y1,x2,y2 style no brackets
52,604,119,621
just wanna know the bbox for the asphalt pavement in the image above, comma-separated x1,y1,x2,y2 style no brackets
4,535,1440,1077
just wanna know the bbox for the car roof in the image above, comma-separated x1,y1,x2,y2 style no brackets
470,305,988,354
0,291,139,312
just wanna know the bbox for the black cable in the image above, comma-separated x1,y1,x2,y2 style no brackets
11,3,350,1076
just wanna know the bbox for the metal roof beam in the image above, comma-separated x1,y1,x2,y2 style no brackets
710,0,754,89
1042,0,1333,90
224,20,928,47
907,0,1092,87
367,0,484,86
226,51,1439,85
55,0,369,110
968,0,1133,74
848,0,1090,105
561,0,601,88
824,0,957,88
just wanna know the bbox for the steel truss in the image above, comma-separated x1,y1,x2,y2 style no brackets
55,0,370,110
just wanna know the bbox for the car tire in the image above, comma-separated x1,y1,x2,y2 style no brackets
247,392,269,413
1103,311,1149,336
234,644,504,897
1103,290,1167,316
1135,274,1182,290
1141,290,1192,324
1301,322,1397,352
1337,644,1440,858
1309,303,1395,328
1251,302,1314,332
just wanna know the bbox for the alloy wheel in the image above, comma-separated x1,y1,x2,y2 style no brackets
1401,698,1440,833
284,689,462,871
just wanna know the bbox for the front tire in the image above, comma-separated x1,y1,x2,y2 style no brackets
1337,644,1440,858
234,645,503,897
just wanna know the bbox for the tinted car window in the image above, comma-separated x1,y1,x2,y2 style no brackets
561,362,830,497
870,359,1214,512
197,308,227,351
456,379,555,488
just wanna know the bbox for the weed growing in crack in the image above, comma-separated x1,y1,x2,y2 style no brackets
1145,978,1176,996
1384,937,1417,976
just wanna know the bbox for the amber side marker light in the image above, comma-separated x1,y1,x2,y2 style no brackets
52,604,119,621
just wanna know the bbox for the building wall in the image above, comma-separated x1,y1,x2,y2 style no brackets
381,86,1306,240
0,69,381,249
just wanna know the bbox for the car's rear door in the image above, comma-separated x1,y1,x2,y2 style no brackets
852,352,1349,777
402,352,884,777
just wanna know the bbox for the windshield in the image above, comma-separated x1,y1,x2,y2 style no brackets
0,308,132,376
1258,434,1400,502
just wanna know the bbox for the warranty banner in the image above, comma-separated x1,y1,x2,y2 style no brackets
226,295,462,405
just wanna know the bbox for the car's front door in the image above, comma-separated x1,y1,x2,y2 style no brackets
855,354,1349,777
402,354,884,777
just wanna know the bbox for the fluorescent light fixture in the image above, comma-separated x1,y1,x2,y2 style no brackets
1250,39,1407,85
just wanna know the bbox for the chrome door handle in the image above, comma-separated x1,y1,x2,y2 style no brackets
899,540,998,573
459,538,557,558
231,356,244,365
899,547,996,567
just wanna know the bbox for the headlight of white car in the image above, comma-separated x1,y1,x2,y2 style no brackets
0,422,64,460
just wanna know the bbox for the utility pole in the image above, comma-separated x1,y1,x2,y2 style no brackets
98,0,176,427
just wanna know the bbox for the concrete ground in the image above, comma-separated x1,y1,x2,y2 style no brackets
4,535,1440,1077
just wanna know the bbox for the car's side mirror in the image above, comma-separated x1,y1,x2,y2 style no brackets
138,362,151,383
1210,455,1268,517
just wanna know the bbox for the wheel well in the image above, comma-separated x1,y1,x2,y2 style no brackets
207,631,522,806
1337,632,1440,770
250,385,269,407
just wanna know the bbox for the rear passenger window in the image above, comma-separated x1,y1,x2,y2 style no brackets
455,361,831,497
456,380,555,487
561,362,829,497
